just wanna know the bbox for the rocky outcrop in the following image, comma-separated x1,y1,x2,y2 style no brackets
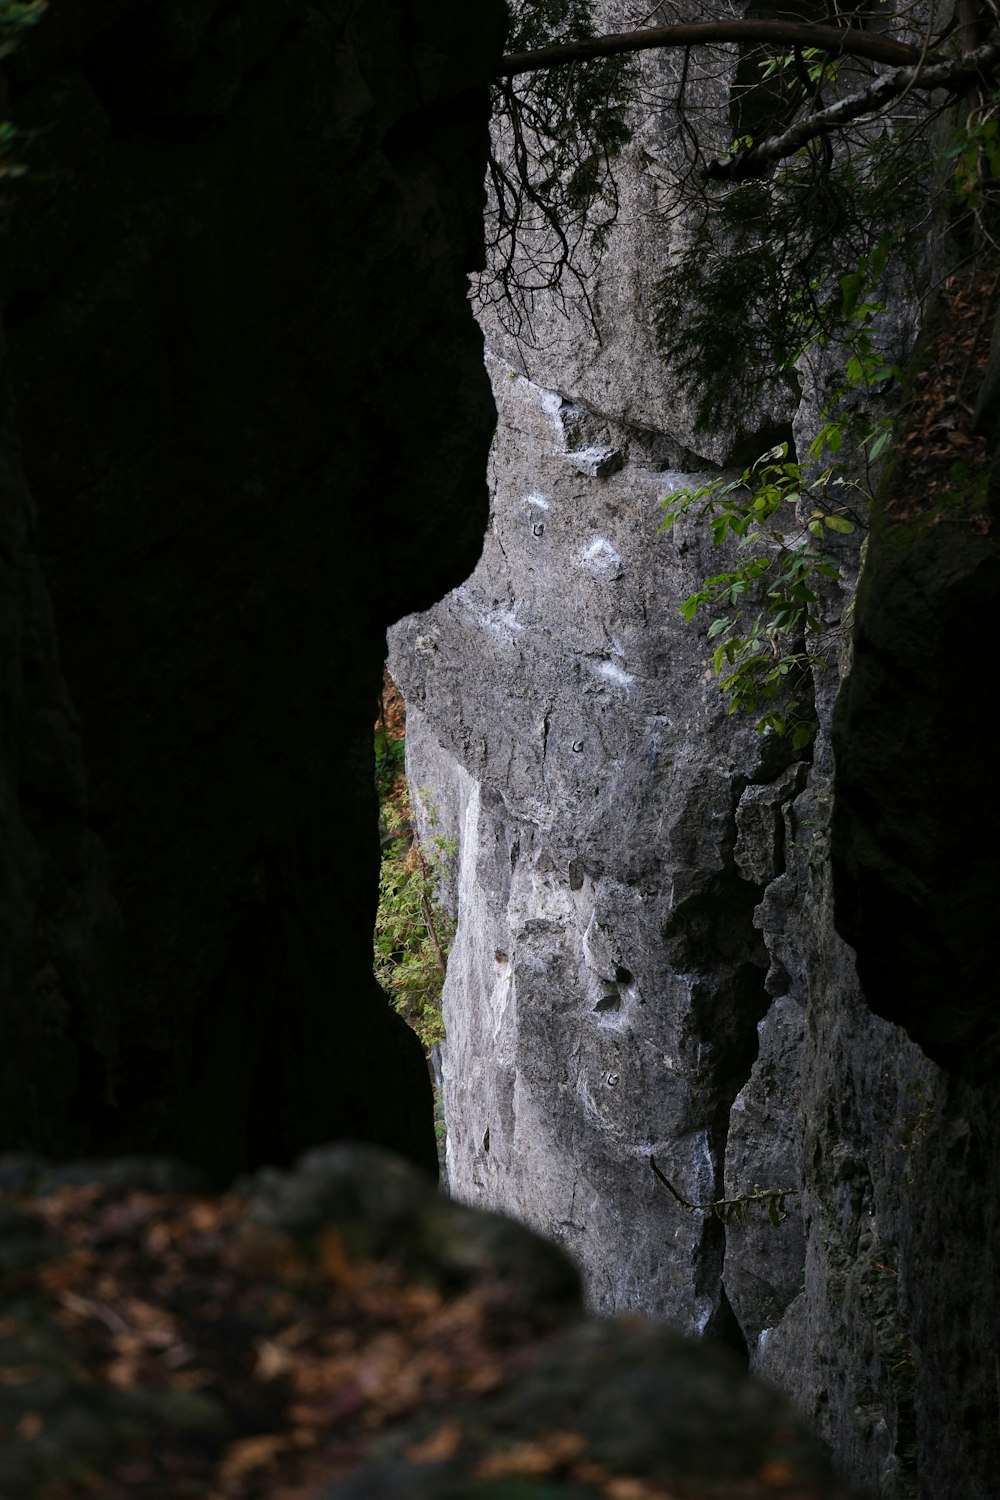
827,287,1000,1499
0,0,505,1180
388,14,1000,1500
393,354,796,1338
0,1143,859,1499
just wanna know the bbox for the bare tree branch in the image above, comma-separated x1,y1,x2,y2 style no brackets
649,1155,796,1220
499,21,924,78
705,33,1000,181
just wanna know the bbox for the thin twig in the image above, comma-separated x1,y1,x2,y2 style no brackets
649,1154,795,1215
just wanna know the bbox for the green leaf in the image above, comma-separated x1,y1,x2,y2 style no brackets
839,270,864,318
824,514,855,533
866,427,892,460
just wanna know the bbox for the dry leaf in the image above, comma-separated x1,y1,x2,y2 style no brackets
604,1479,678,1500
316,1229,359,1289
219,1433,289,1481
59,1290,129,1334
255,1338,298,1381
38,1254,97,1293
15,1411,44,1439
757,1458,796,1487
476,1430,587,1478
105,1355,143,1390
406,1422,463,1464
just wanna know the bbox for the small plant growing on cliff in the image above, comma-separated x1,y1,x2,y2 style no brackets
373,682,456,1051
659,264,899,745
659,431,868,748
374,799,456,1051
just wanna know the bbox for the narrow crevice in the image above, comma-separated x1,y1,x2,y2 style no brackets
663,863,771,1348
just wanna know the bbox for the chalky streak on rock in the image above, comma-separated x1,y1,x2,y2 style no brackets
594,659,634,690
580,536,623,573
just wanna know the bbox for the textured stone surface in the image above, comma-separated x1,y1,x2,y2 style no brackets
394,350,1000,1498
389,9,1000,1498
0,0,505,1179
392,350,794,1335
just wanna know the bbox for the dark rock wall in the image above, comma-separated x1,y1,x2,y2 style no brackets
830,297,1000,1498
833,505,1000,1082
0,0,506,1181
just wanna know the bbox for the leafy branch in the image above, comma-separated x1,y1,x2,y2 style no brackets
659,427,873,746
705,35,1000,182
658,238,903,743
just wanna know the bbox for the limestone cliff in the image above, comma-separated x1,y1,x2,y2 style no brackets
0,0,506,1181
389,12,1000,1499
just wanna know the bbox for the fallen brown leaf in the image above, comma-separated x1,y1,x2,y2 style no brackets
405,1421,464,1464
476,1429,587,1478
218,1433,290,1482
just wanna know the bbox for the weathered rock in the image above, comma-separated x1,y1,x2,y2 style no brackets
392,350,791,1337
0,0,506,1180
388,10,1000,1499
829,294,1000,1497
722,993,806,1356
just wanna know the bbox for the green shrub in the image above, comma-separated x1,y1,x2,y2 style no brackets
373,684,456,1053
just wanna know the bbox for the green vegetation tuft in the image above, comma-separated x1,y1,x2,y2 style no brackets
660,319,898,746
373,685,456,1053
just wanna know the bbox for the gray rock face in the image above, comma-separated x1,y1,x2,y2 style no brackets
393,367,998,1499
393,352,794,1333
389,13,1000,1498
